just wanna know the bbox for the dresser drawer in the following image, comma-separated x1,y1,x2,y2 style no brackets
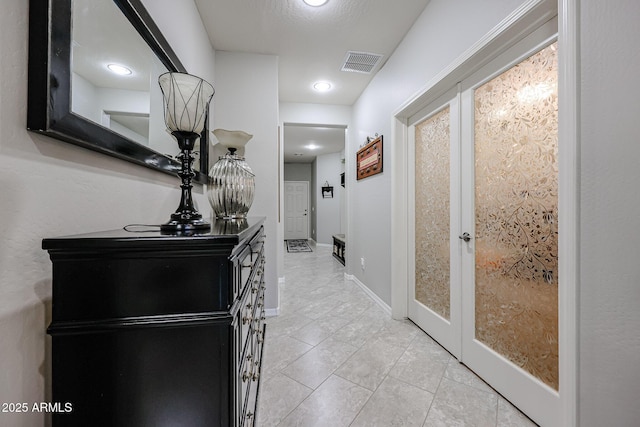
238,247,253,300
242,323,266,427
238,349,254,425
248,255,264,308
238,290,253,362
248,231,265,264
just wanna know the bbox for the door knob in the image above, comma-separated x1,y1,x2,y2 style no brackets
459,232,472,242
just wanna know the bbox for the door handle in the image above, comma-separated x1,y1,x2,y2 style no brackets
459,232,472,242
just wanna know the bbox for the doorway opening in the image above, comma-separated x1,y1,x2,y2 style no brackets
283,123,347,251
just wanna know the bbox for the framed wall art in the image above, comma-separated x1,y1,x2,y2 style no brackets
356,135,383,180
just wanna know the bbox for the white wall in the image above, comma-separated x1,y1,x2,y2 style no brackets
213,51,280,312
578,0,640,424
142,0,215,86
97,87,151,146
0,1,214,425
283,163,312,182
72,74,153,146
348,0,527,305
97,87,149,116
315,152,343,245
71,72,101,122
280,103,352,126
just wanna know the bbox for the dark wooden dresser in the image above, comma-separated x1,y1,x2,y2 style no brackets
42,217,266,427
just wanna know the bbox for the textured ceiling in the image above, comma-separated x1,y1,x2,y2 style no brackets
195,0,431,105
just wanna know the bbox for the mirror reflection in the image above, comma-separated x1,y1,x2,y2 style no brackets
70,0,190,168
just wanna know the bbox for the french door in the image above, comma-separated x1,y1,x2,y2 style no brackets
408,87,462,358
409,23,560,426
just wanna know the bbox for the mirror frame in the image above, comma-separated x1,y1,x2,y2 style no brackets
27,0,209,183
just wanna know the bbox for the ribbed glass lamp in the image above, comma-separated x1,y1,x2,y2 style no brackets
158,72,214,233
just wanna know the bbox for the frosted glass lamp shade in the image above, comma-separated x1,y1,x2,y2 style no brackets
158,72,214,133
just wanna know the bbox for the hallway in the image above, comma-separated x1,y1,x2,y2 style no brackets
257,243,536,426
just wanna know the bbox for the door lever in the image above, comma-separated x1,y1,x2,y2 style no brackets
459,232,472,242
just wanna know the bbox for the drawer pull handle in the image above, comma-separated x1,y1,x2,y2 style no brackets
242,263,252,269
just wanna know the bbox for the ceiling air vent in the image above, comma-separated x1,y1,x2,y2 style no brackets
341,51,383,74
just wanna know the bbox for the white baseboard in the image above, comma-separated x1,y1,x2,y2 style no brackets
316,243,332,248
265,308,280,317
345,273,392,316
267,277,284,316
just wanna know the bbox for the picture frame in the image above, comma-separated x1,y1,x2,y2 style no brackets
356,135,383,180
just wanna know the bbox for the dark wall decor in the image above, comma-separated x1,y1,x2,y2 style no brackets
322,181,334,198
27,0,209,183
356,135,383,180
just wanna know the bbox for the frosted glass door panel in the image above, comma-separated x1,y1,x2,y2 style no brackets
474,43,558,389
415,107,451,320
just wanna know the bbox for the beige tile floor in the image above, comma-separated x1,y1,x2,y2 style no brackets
257,242,537,427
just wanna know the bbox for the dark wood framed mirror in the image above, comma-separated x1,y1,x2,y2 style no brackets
27,0,209,183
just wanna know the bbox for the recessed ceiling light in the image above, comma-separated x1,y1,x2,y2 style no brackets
107,64,132,76
313,81,332,92
306,144,320,150
303,0,328,6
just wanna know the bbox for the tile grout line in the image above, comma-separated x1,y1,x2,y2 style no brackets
346,332,428,426
266,246,425,426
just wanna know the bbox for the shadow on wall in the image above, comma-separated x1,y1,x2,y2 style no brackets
34,278,53,427
0,279,51,427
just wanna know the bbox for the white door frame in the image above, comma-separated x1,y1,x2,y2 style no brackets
284,180,310,240
390,0,578,425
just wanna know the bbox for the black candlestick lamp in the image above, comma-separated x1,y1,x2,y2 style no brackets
158,72,214,233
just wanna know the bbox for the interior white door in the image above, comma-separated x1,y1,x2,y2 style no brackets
409,22,561,427
459,32,560,427
284,181,309,240
408,88,462,358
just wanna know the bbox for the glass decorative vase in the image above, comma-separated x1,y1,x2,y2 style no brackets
208,130,255,219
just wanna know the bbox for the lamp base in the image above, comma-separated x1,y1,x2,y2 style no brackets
160,217,210,234
161,131,211,235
